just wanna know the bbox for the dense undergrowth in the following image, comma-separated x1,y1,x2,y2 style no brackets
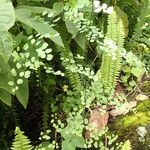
0,0,150,149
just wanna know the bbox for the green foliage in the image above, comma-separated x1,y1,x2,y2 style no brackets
114,5,129,36
0,32,13,62
0,0,149,149
11,127,33,150
0,88,11,106
0,0,15,32
101,8,125,88
15,4,64,47
58,47,83,91
0,56,29,108
121,51,146,90
0,0,15,62
121,140,132,150
133,0,150,41
35,130,58,150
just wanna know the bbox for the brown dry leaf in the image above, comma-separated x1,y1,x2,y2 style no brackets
85,107,109,139
109,101,137,117
135,94,149,101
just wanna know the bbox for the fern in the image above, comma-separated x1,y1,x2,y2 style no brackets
101,8,125,88
42,99,50,132
133,0,150,41
114,5,129,36
121,140,132,150
11,127,33,150
58,46,83,91
106,10,118,41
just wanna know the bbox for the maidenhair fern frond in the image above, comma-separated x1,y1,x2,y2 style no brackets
58,47,83,91
11,127,33,150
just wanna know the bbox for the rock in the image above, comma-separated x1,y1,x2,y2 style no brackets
85,107,109,139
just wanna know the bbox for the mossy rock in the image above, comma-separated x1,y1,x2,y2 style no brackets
111,100,150,150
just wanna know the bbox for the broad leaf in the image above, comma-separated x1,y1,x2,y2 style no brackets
60,130,74,141
0,56,29,108
16,78,29,109
0,88,11,106
15,6,64,47
13,32,24,49
65,19,78,38
0,72,14,93
0,56,14,93
131,67,144,78
0,0,15,31
62,140,76,150
74,34,86,50
0,32,13,62
17,2,63,17
53,2,64,16
72,136,85,148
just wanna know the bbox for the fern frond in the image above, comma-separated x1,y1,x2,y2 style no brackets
101,8,125,88
114,5,128,36
11,127,33,150
42,100,50,132
133,0,150,40
58,47,83,91
111,18,125,86
121,140,132,150
101,53,111,87
106,10,118,41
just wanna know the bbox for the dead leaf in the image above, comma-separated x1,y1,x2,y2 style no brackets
136,94,149,101
109,101,137,117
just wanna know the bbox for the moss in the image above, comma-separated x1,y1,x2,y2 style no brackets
136,99,150,112
121,112,149,128
116,100,150,128
111,100,150,150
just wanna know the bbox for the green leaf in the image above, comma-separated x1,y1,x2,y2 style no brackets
17,3,63,17
65,19,78,38
131,67,144,78
129,80,136,87
77,0,90,8
0,56,12,73
53,2,64,16
16,78,29,109
0,72,14,93
72,136,85,148
74,34,86,50
15,7,64,47
13,32,24,49
0,88,11,106
12,127,33,150
0,0,15,31
0,57,14,93
0,32,13,62
62,140,76,150
121,140,132,150
0,57,29,108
